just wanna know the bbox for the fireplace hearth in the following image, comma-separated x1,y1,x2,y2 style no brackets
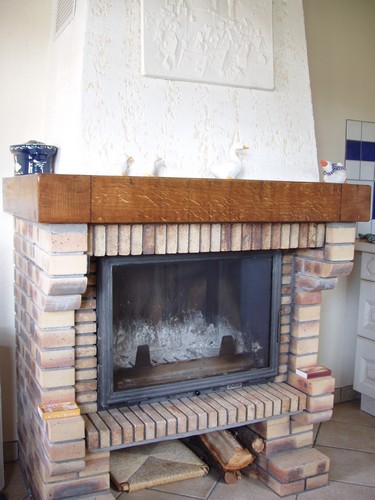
2,175,371,499
98,251,281,407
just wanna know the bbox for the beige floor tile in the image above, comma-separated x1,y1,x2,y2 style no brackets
1,461,30,500
316,420,375,452
316,445,375,487
298,480,375,499
117,489,185,499
209,474,296,500
331,400,375,426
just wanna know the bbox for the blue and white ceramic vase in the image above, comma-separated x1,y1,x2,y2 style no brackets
10,140,58,175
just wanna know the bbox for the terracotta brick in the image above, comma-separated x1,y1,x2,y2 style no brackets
267,448,329,483
220,223,231,251
305,472,329,490
257,466,305,496
262,430,313,456
36,471,109,499
295,274,338,291
45,416,85,442
251,224,262,250
295,257,353,278
33,326,75,349
288,372,335,396
294,291,322,305
306,393,334,412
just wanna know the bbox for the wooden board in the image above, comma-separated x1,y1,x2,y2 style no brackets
2,174,371,223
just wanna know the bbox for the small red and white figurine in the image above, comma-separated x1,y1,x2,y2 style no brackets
320,160,347,183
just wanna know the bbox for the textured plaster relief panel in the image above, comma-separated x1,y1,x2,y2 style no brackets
141,0,274,91
76,0,318,181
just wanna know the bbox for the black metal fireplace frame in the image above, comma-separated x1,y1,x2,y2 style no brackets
97,250,282,408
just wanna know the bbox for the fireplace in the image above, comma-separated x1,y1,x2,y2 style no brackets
2,174,371,499
98,251,281,407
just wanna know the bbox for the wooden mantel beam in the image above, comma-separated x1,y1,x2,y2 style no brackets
2,174,371,224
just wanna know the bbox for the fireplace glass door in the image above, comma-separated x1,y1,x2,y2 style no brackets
98,251,281,407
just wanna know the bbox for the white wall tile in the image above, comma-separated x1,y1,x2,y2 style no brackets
360,162,375,180
362,122,375,142
346,160,360,180
346,120,362,140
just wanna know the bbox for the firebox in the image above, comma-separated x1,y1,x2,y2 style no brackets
97,251,281,408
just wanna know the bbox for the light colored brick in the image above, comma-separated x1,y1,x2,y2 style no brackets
178,224,189,253
155,224,167,254
34,247,88,275
257,467,305,496
291,409,332,425
118,225,131,255
295,257,353,278
210,223,221,252
288,354,319,371
291,321,320,338
189,224,200,253
106,225,119,255
290,336,319,356
305,472,329,490
131,224,143,255
166,224,178,254
45,416,85,442
306,393,334,412
250,416,290,439
36,367,75,388
200,224,211,252
324,244,355,261
293,305,321,322
325,224,356,244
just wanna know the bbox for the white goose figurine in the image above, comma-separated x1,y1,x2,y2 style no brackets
123,155,165,176
210,143,249,179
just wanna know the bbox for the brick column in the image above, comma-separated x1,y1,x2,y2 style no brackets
255,223,356,496
13,219,110,499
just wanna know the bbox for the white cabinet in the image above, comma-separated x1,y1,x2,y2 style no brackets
354,244,375,415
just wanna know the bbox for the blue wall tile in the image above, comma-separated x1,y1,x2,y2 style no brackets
361,141,375,162
346,140,361,161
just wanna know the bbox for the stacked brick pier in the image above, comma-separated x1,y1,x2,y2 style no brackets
10,213,358,499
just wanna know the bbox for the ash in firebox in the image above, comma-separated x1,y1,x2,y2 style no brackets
113,310,263,368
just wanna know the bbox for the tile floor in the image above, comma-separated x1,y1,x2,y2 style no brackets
1,400,375,499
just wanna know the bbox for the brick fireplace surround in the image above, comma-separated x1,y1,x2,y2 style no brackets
2,175,371,498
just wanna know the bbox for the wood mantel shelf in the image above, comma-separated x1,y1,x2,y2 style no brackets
2,174,371,224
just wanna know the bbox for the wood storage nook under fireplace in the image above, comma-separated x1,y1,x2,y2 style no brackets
2,174,371,498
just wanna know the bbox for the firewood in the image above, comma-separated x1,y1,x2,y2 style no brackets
199,429,255,471
223,470,242,484
231,426,265,454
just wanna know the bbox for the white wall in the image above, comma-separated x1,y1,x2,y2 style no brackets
0,1,52,449
304,0,375,387
45,0,320,182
